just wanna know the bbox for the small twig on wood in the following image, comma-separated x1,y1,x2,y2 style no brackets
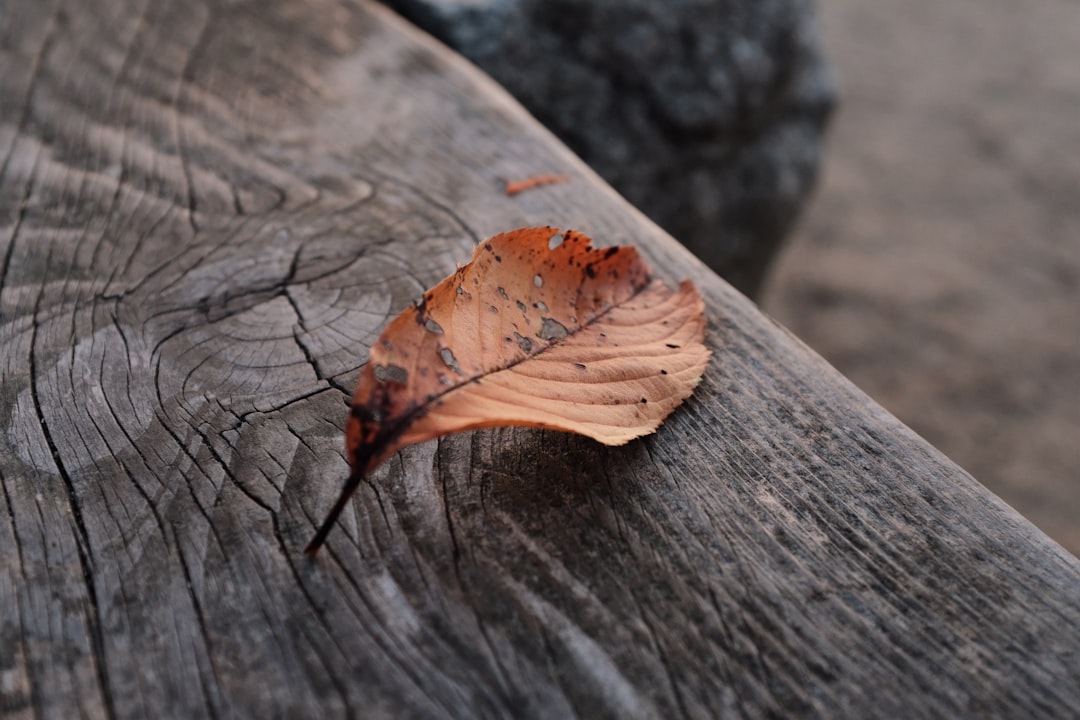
504,173,570,196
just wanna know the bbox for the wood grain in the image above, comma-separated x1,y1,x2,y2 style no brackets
1,1,1077,718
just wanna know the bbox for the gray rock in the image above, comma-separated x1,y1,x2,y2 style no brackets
382,0,835,297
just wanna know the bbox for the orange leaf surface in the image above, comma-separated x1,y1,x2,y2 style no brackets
306,227,709,553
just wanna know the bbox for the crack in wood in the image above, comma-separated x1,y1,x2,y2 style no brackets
27,284,117,720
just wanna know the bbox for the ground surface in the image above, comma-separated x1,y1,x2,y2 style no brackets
763,0,1080,555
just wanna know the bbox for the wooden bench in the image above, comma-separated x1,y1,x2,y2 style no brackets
2,1,1077,717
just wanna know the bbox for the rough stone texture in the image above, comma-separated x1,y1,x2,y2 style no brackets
382,0,835,297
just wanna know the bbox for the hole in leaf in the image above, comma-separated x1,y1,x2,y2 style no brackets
538,317,569,341
513,332,534,353
374,364,409,384
440,347,463,374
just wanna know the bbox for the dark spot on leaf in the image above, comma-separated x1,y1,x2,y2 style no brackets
489,305,499,313
538,317,569,341
516,300,527,313
640,398,647,404
495,255,502,262
585,263,597,279
484,244,493,252
604,247,618,259
374,364,409,384
498,286,509,300
350,404,378,422
440,347,463,374
666,343,680,349
574,363,587,370
534,301,548,312
660,369,668,375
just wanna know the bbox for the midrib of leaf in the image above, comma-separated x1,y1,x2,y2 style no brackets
372,273,658,447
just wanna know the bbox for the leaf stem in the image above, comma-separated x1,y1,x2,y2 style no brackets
304,468,365,555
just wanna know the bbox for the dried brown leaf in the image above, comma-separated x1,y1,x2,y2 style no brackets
306,227,709,553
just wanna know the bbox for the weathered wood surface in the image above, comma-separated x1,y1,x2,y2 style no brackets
1,1,1077,718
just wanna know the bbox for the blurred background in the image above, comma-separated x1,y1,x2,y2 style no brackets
762,0,1080,555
